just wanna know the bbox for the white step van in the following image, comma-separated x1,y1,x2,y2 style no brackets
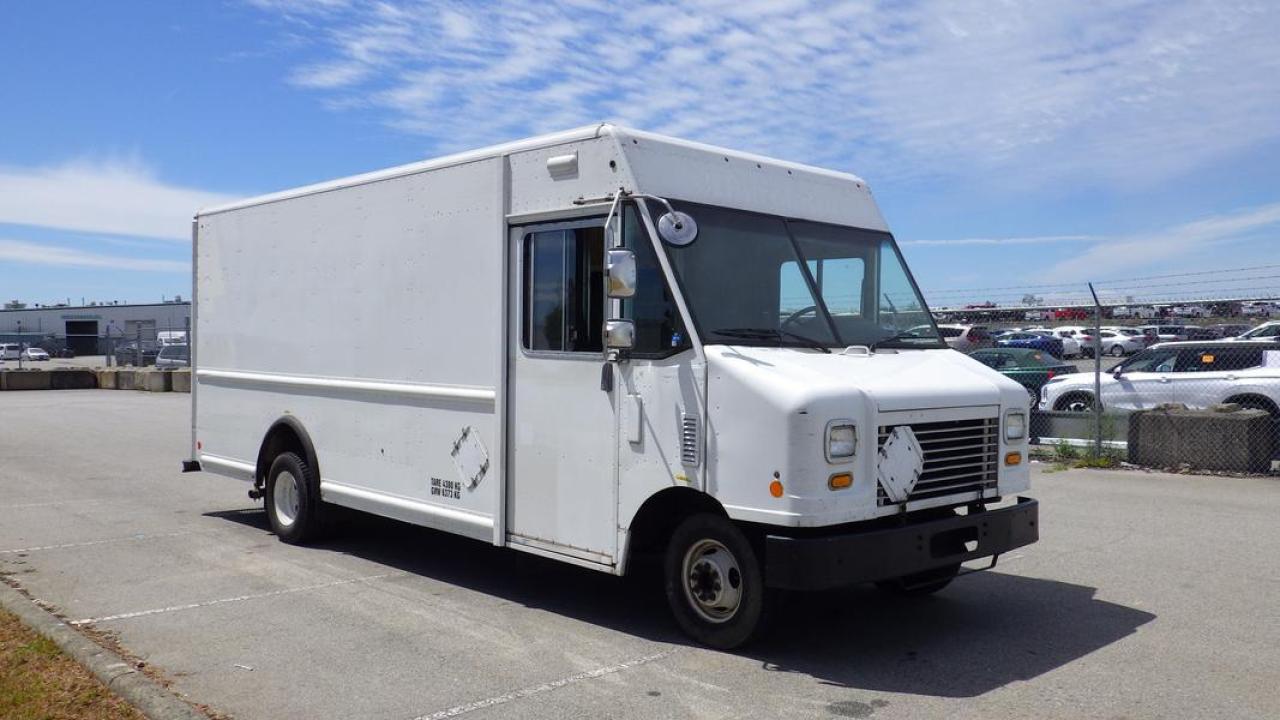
188,124,1038,648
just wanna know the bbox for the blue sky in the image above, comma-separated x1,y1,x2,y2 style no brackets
2,0,1279,308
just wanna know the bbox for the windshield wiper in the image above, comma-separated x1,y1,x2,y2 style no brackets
871,330,931,350
709,327,832,353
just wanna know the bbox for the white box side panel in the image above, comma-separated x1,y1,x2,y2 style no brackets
195,158,504,527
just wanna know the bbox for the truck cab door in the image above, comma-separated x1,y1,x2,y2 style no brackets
614,204,704,552
506,220,619,564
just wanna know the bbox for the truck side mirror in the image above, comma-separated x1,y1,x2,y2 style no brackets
605,319,635,349
606,249,637,298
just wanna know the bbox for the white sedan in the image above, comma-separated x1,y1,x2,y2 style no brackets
21,347,50,361
1040,341,1280,415
1079,329,1146,357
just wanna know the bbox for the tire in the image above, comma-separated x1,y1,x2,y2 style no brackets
1110,344,1125,357
1055,392,1095,413
875,563,960,597
664,513,772,650
264,451,326,545
1228,396,1280,420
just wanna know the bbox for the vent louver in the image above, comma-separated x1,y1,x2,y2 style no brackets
680,413,700,466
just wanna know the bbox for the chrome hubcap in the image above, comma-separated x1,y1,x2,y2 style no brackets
682,539,743,623
273,470,300,527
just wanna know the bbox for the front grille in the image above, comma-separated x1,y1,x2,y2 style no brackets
877,417,999,505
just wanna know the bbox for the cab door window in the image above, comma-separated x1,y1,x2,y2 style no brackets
522,227,604,353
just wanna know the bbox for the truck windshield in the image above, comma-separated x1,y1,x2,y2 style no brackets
651,200,944,350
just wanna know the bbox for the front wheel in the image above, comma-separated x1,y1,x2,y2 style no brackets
664,514,771,650
1110,344,1126,357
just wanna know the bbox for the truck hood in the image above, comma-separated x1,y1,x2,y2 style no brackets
705,345,1022,412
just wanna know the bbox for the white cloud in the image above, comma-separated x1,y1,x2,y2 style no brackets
0,160,236,241
0,239,188,273
1048,201,1280,281
904,235,1095,247
289,60,369,88
252,0,1280,187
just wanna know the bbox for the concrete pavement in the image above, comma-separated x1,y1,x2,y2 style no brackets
1,390,1277,719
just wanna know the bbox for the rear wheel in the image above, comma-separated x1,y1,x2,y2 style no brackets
1110,344,1126,357
264,452,327,544
1055,392,1095,413
1228,396,1280,420
664,513,772,650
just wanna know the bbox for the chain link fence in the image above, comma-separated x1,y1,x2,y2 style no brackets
930,273,1280,475
0,323,189,369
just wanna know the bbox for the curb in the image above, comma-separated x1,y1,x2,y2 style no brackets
0,580,210,720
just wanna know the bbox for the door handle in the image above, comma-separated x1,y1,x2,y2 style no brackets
1225,374,1237,381
1158,377,1170,383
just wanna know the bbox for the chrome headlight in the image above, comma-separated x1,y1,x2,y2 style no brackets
826,421,857,461
1005,410,1026,441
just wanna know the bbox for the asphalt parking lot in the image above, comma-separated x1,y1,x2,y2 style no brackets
2,391,1278,719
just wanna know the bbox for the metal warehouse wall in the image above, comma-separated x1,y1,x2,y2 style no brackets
0,302,191,353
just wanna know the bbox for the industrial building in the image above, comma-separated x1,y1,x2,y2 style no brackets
0,301,191,355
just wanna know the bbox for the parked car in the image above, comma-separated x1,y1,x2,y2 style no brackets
155,343,190,368
21,347,50,361
992,331,1064,357
1025,328,1081,358
1171,305,1211,318
1054,308,1089,321
1024,309,1052,322
1103,326,1156,347
1139,325,1190,343
1210,324,1252,338
1041,341,1280,416
1112,305,1157,319
1240,301,1278,318
1079,329,1146,357
1228,321,1280,342
935,324,994,352
0,343,19,361
114,342,159,366
970,348,1076,403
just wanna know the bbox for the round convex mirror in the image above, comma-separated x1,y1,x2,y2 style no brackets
657,211,698,246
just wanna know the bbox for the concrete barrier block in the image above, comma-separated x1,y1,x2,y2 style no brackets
116,369,138,391
1,370,52,391
95,369,118,389
49,369,97,390
170,368,192,393
137,370,171,393
1129,407,1276,473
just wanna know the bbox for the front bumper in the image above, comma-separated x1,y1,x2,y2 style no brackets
764,496,1039,591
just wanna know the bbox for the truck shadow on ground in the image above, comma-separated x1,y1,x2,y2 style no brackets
206,507,1155,699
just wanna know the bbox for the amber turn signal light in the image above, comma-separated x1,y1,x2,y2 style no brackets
769,479,785,498
1005,451,1022,466
828,473,853,490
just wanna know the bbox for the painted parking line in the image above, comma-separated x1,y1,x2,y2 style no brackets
411,648,679,720
0,531,194,555
70,572,402,626
0,498,116,510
